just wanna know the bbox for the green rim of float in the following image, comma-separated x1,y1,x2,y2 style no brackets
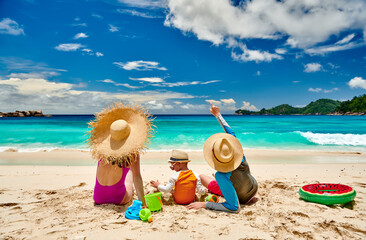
299,183,356,205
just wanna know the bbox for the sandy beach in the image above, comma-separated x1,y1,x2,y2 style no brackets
1,150,365,239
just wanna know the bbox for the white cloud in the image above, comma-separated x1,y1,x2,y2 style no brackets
114,60,167,71
117,0,166,9
308,87,338,93
293,81,301,83
0,77,73,95
165,0,366,59
231,43,282,63
221,98,236,104
71,23,87,27
7,72,60,79
117,9,162,18
348,77,366,90
96,52,104,57
82,48,92,53
152,80,220,87
0,57,67,74
98,79,115,84
109,24,119,32
240,101,259,111
129,77,165,83
74,32,88,39
305,41,363,55
98,79,140,89
335,34,355,45
275,48,287,54
145,100,173,110
0,75,196,113
0,18,25,35
118,83,140,89
324,88,339,93
304,63,323,73
55,44,102,57
308,88,323,93
55,43,84,51
92,13,103,19
181,103,206,110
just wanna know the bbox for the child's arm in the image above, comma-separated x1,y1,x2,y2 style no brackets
193,171,207,194
151,172,179,193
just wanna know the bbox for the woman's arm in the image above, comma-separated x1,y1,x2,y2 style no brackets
210,101,235,136
205,171,240,213
130,154,146,206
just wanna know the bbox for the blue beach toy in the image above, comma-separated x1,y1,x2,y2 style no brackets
125,200,143,220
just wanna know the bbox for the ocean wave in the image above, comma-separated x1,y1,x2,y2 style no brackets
0,146,88,152
298,131,366,146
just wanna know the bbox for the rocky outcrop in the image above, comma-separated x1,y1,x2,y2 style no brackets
0,110,51,117
327,112,366,116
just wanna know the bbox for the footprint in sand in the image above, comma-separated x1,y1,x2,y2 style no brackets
0,203,18,207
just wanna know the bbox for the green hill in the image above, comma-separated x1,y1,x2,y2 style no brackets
335,94,366,114
302,99,341,115
235,98,343,115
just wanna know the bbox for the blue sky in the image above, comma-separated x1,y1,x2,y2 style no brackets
0,0,365,114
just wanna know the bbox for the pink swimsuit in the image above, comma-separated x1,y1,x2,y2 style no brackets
94,165,130,205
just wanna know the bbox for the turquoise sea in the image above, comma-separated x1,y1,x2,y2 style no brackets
0,115,365,153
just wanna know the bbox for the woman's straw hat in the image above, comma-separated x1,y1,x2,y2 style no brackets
168,149,190,163
87,102,154,167
203,133,243,173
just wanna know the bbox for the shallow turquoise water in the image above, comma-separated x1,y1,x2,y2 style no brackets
0,115,365,152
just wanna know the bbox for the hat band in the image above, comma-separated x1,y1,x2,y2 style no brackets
170,157,189,162
212,149,232,164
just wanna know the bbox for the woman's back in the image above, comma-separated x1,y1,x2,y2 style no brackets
96,162,125,186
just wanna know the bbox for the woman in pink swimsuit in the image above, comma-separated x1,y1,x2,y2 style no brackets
88,102,154,206
94,154,144,205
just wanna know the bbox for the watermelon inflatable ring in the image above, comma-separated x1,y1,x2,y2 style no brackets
299,183,356,205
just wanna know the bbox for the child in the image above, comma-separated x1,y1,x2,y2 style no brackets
150,149,206,205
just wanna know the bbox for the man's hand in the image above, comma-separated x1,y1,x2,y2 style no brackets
186,201,206,210
209,101,220,117
150,180,160,189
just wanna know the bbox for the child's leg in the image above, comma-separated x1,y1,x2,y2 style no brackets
199,174,214,188
200,174,223,197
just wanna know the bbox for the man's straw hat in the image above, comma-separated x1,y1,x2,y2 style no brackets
87,102,154,167
203,133,243,173
168,149,190,163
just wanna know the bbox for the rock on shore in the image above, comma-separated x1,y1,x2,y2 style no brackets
0,110,51,117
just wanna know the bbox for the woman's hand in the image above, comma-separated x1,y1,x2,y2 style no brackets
209,101,220,117
186,201,206,210
150,180,160,189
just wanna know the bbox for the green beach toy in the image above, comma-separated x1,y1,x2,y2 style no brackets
299,183,356,205
139,208,153,222
205,194,219,203
144,192,163,212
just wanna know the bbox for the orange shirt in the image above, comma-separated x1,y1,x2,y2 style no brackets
158,170,205,205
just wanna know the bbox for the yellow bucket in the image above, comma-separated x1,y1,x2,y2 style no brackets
144,192,163,212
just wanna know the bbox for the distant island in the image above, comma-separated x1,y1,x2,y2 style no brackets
0,110,51,117
235,94,366,115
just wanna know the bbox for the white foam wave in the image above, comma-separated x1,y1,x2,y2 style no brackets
299,131,366,146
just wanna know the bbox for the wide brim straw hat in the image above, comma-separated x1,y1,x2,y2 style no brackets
168,149,190,163
203,133,243,173
87,102,154,167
